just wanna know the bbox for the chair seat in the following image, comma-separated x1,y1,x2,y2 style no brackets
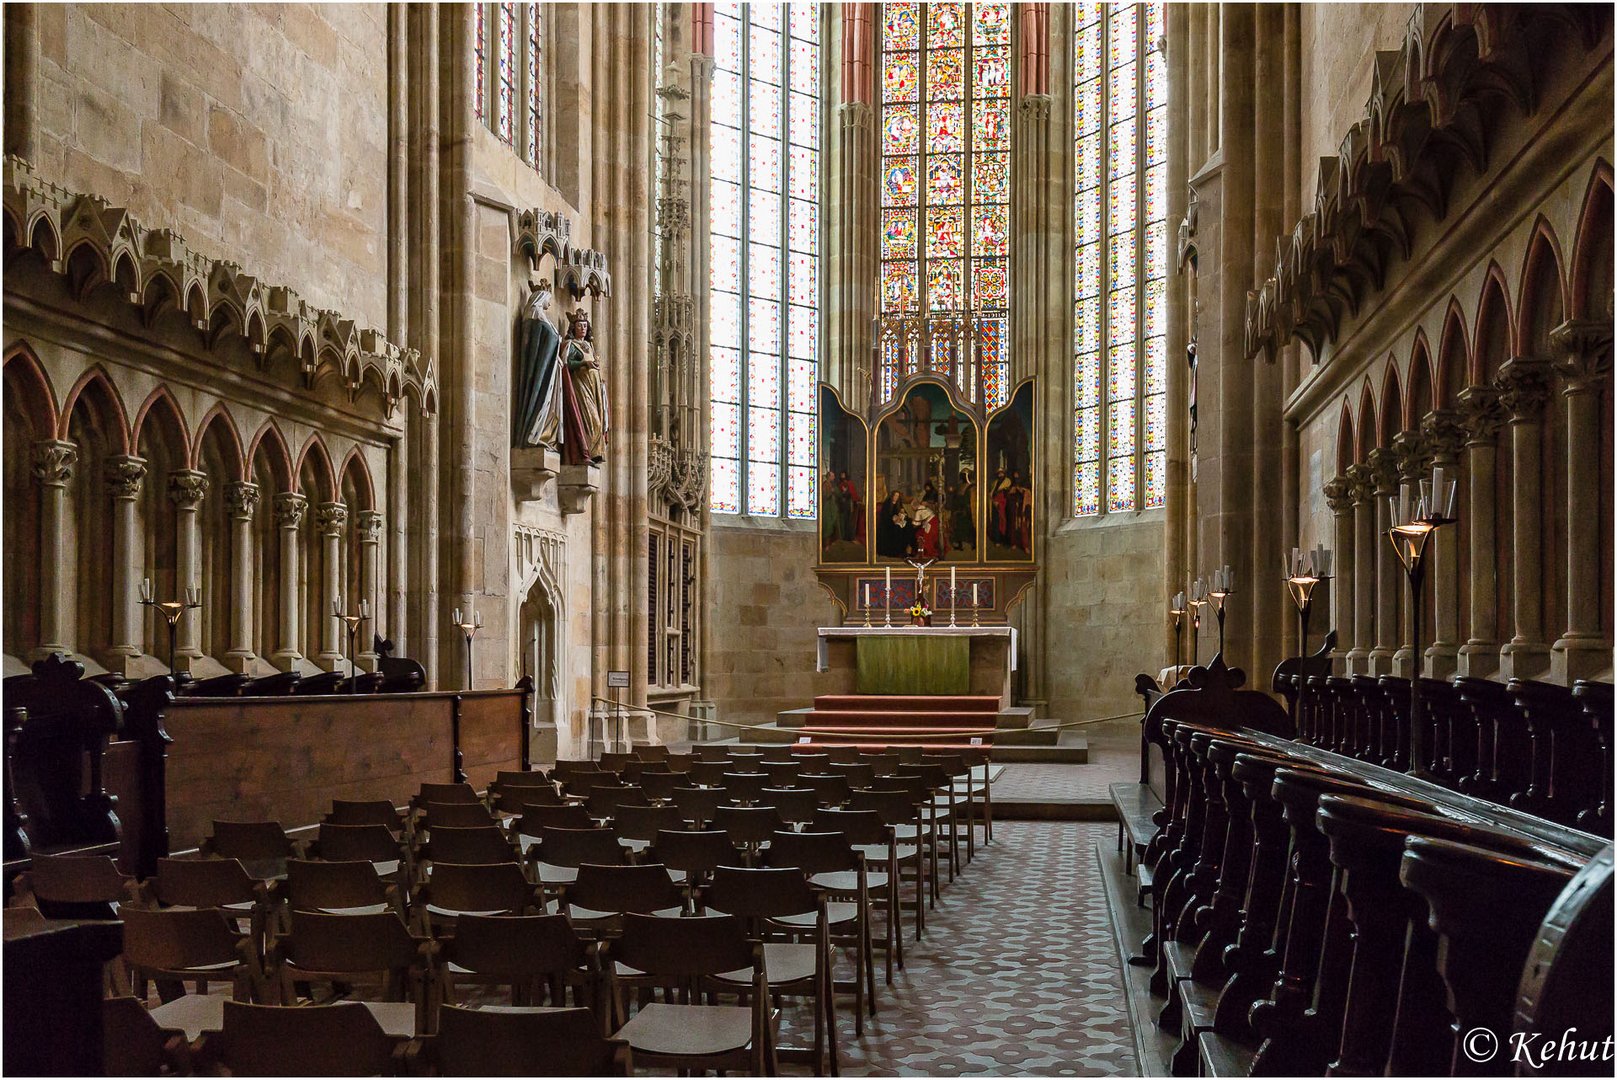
717,942,816,986
316,903,391,916
425,902,543,919
853,842,919,862
618,838,652,853
567,904,683,921
536,863,579,885
147,991,234,1042
809,870,890,892
372,860,402,878
771,901,859,928
891,824,932,841
614,1002,755,1057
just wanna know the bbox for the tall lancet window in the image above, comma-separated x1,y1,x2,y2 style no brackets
708,3,822,518
878,2,1012,408
471,3,546,170
1073,2,1166,516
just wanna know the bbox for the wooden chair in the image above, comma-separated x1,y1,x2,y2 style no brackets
819,746,860,765
203,999,406,1076
634,744,671,764
420,801,499,830
663,752,695,773
815,806,923,940
273,909,431,1031
762,787,819,830
672,785,731,828
494,782,562,813
434,914,597,1015
562,862,687,937
605,913,777,1076
722,771,770,805
413,861,546,934
324,799,405,832
704,865,838,1075
531,826,627,891
598,751,638,775
494,768,551,789
311,822,410,882
21,852,138,920
121,906,265,1004
923,752,978,863
284,858,397,916
638,770,681,803
761,760,803,787
693,745,732,762
559,770,618,800
586,783,650,822
689,759,732,787
791,751,833,773
420,825,521,868
878,773,948,896
147,857,273,953
648,829,743,897
766,829,884,1015
415,782,481,807
610,803,687,857
421,1004,631,1076
102,996,191,1076
713,804,785,864
202,820,299,863
828,762,876,791
858,752,900,778
516,802,595,852
799,773,854,808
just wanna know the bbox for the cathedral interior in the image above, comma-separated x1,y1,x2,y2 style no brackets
1,3,1613,1077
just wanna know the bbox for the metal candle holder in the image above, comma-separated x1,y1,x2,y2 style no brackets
452,606,483,691
1188,578,1207,668
1283,544,1333,659
1208,565,1234,658
139,579,199,678
1169,591,1186,675
334,598,371,693
1386,467,1459,779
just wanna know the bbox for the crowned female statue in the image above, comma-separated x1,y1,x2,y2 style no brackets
560,307,610,464
511,283,563,449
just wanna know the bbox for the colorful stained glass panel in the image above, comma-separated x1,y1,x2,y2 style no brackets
882,208,918,259
973,47,1010,95
927,259,964,309
710,457,739,514
885,2,921,49
884,158,919,205
926,155,965,204
973,3,1011,44
884,51,920,101
926,101,965,153
927,48,966,99
972,153,1009,202
788,147,818,198
971,204,1008,256
927,2,966,47
972,100,1010,150
884,103,921,155
882,262,919,311
927,206,965,257
973,259,1008,307
788,198,818,252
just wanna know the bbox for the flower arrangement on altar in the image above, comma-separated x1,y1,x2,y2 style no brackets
907,600,933,627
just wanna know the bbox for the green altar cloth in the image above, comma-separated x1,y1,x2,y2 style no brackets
855,633,971,696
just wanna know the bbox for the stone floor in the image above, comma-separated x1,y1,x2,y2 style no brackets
993,720,1139,804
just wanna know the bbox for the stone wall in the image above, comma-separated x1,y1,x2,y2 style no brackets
1043,516,1167,722
1298,3,1414,205
32,3,391,328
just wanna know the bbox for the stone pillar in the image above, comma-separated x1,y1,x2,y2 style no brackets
1366,448,1400,675
1550,320,1612,681
1390,432,1430,677
315,502,348,668
271,493,307,670
1421,410,1466,678
1456,385,1507,677
103,455,148,673
1323,476,1355,665
1345,462,1375,672
168,470,208,671
357,510,384,670
223,482,260,672
1496,357,1554,680
31,440,77,658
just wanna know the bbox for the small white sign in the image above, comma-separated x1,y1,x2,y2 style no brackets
970,737,983,746
606,670,630,689
798,736,811,744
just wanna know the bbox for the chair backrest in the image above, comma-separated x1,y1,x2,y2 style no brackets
727,751,765,768
828,762,875,789
820,745,861,764
639,771,681,802
689,760,731,787
426,825,519,865
418,782,481,805
671,786,731,826
612,803,686,843
518,802,594,834
568,863,685,915
812,807,888,846
599,752,636,774
26,853,127,904
760,761,802,785
326,799,405,830
217,1000,397,1076
852,788,923,827
286,859,387,912
705,865,817,920
922,753,969,779
586,784,650,820
763,830,858,874
649,829,742,874
422,801,497,829
791,752,832,772
208,820,292,861
153,857,257,908
496,783,562,811
757,746,796,764
904,762,951,790
535,826,626,868
882,773,933,804
434,1004,625,1076
315,823,404,864
634,744,671,763
721,772,769,802
559,770,617,796
122,906,242,972
799,773,854,807
614,912,754,979
713,805,785,846
663,752,695,773
424,861,537,915
859,752,900,776
284,909,418,974
445,913,584,977
549,759,595,780
693,745,732,762
894,746,925,766
103,997,171,1076
761,787,818,827
494,769,550,789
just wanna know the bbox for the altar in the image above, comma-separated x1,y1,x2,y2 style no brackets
815,625,1018,709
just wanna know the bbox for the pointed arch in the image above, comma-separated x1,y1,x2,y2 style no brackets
3,343,60,438
337,448,376,511
1357,379,1377,462
60,366,131,455
1379,360,1404,446
62,240,109,299
1472,263,1513,383
1570,162,1613,321
1516,216,1566,357
295,433,337,504
246,420,295,494
192,404,247,483
131,386,193,467
27,212,61,263
1336,400,1356,476
1406,331,1435,427
1435,297,1470,402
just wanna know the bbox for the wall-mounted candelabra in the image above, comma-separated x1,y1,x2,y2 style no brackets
1207,565,1234,657
452,606,483,691
1169,590,1186,674
1283,544,1332,658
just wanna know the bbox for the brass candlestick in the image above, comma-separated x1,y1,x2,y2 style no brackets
334,598,370,693
139,579,199,678
452,606,483,691
1387,468,1458,779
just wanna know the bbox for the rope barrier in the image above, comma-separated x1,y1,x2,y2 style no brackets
589,697,1139,736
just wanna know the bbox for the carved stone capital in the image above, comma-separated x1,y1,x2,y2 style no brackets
224,481,260,519
1365,447,1400,496
31,440,78,488
315,502,348,536
1344,462,1376,504
1391,430,1431,482
1457,384,1509,446
1550,319,1613,393
103,455,149,499
1419,409,1466,464
838,100,873,132
167,470,209,511
355,510,384,544
1323,476,1356,516
273,492,308,529
1018,93,1053,122
1495,356,1554,420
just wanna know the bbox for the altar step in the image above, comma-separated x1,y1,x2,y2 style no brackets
720,722,1088,763
779,704,1035,732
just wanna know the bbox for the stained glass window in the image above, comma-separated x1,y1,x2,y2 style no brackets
877,2,1011,408
1073,2,1166,516
496,3,516,143
471,4,545,172
709,3,822,518
526,2,542,166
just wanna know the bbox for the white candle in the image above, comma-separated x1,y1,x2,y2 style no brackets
971,582,978,607
885,567,892,608
863,583,870,609
950,566,957,608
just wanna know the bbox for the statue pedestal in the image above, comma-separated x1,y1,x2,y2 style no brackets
511,447,560,503
558,463,600,515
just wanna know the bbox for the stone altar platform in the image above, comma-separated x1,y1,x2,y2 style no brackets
814,625,1018,709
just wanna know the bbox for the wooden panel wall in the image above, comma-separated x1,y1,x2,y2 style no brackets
162,691,524,852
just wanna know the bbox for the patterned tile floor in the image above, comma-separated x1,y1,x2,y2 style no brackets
994,721,1140,804
811,821,1138,1076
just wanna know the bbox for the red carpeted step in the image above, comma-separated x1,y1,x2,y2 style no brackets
812,694,1000,713
801,711,993,729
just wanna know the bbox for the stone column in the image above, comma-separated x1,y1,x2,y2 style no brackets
223,482,259,672
271,493,307,670
315,503,348,668
1496,357,1554,680
357,510,384,670
1550,320,1612,681
1345,462,1375,673
168,470,208,671
1420,410,1466,678
1390,432,1430,677
1323,476,1355,665
1456,385,1507,677
32,440,77,658
103,455,148,674
1366,448,1400,675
